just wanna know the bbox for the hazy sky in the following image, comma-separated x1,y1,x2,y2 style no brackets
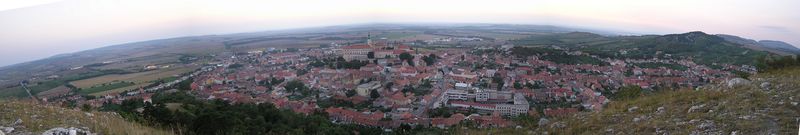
0,0,798,67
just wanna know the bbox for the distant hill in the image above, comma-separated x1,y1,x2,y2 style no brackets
758,40,800,52
512,31,775,66
629,32,771,66
510,32,611,47
716,34,800,55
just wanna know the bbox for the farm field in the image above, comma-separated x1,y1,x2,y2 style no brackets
69,65,198,95
375,32,420,39
78,81,135,95
36,85,71,99
90,82,152,96
391,34,447,41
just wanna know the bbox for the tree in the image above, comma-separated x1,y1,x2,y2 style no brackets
399,52,413,60
428,54,438,59
367,52,375,59
624,69,634,77
492,75,504,90
513,81,523,89
284,80,307,95
296,69,308,76
345,89,357,97
399,52,415,66
81,104,92,112
422,54,438,66
758,55,800,72
107,93,386,135
420,79,433,88
429,107,452,117
228,63,244,69
143,103,174,126
177,78,194,90
614,85,643,100
370,89,380,99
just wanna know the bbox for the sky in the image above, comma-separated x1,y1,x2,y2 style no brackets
0,0,798,67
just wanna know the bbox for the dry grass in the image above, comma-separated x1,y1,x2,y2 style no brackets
539,68,800,134
0,100,173,135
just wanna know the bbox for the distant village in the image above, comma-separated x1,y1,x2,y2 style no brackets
59,34,753,129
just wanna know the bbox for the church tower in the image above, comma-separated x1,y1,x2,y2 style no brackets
367,32,372,47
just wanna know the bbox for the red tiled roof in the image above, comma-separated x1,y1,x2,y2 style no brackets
342,44,372,49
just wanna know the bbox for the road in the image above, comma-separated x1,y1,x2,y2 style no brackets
20,81,40,104
412,71,448,117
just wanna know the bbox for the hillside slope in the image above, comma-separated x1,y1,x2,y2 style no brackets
512,31,775,66
716,34,800,55
452,68,799,134
537,68,800,134
0,100,172,135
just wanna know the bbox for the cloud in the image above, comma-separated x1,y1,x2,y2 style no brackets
759,25,794,34
0,0,62,11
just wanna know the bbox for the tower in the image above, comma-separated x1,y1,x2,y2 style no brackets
367,32,372,47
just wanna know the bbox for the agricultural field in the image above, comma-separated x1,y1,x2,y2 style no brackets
0,69,132,98
390,34,448,42
89,82,152,96
69,65,198,95
36,85,71,99
374,32,420,39
78,81,135,95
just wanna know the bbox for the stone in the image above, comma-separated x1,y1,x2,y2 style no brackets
42,127,95,135
688,104,705,113
537,118,550,126
759,82,771,90
726,78,750,88
0,126,13,134
628,106,639,112
633,117,641,122
656,106,666,114
11,119,22,126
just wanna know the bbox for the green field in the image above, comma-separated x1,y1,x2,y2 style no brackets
0,69,131,98
376,32,418,39
79,81,136,95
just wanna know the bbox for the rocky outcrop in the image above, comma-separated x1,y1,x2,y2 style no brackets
41,127,94,135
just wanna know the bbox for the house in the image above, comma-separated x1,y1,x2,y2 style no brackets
356,81,381,97
431,114,466,128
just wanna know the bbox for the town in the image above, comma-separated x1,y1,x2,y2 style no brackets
37,34,753,130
